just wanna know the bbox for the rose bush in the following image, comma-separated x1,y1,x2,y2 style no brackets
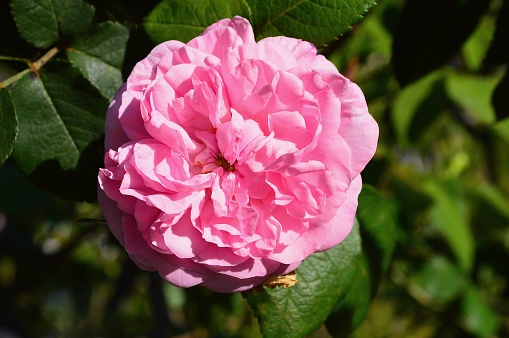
98,16,378,292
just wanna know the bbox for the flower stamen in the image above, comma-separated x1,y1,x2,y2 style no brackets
215,153,235,172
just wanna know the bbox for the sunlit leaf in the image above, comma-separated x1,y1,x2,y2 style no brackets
144,0,251,44
391,70,446,147
445,71,500,125
66,22,129,100
249,0,377,47
144,0,377,47
462,14,496,71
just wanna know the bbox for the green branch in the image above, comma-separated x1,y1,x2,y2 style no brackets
0,47,59,89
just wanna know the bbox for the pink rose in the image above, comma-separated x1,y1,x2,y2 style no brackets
98,16,378,292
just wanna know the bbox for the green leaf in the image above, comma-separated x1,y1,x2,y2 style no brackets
245,186,398,338
491,70,509,121
391,70,446,147
0,88,18,164
493,116,509,143
325,253,370,338
144,0,251,44
475,184,509,220
461,287,501,337
357,185,398,275
11,62,108,175
409,256,467,304
11,0,59,48
462,13,496,71
66,22,130,100
245,220,362,338
11,0,96,48
328,6,392,79
483,0,509,67
446,71,500,125
389,168,433,217
326,185,398,337
423,179,474,272
249,0,377,47
144,0,377,48
53,0,95,36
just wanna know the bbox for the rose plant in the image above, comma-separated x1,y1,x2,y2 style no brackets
98,16,378,292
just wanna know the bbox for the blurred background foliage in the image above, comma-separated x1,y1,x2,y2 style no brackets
1,0,509,337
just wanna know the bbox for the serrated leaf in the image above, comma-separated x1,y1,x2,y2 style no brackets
53,0,95,36
66,22,129,100
325,185,398,337
325,254,370,338
144,0,251,44
11,0,59,48
11,0,97,48
245,220,362,338
249,0,377,47
11,62,107,175
144,0,377,48
0,88,18,164
245,186,397,338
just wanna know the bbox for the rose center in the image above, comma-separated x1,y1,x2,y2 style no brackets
215,153,235,172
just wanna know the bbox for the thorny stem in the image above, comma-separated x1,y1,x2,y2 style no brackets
0,47,59,89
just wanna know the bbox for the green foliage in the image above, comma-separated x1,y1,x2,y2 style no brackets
245,221,362,338
424,179,474,272
245,186,397,338
145,0,377,47
325,186,397,337
461,287,502,337
53,0,95,36
10,0,60,48
66,22,129,100
1,0,509,337
248,0,377,47
144,0,252,44
445,72,500,125
11,63,107,174
2,0,127,201
391,71,446,147
0,89,17,164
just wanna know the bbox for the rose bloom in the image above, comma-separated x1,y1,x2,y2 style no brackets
98,16,378,292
